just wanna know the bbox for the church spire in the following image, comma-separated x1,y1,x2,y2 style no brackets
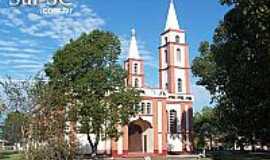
128,29,141,59
165,0,180,31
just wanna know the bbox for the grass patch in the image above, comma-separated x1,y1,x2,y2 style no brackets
208,151,270,160
0,151,23,160
1,151,270,160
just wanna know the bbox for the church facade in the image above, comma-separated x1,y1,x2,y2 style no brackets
113,0,194,157
77,0,194,157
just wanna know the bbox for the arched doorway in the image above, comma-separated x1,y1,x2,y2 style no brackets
128,119,152,153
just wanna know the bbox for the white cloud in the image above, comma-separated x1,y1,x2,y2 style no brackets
0,8,24,27
23,48,42,54
7,59,40,64
1,53,35,59
0,47,22,52
0,5,105,44
0,40,17,47
0,3,106,78
0,47,41,54
27,13,42,21
12,64,43,69
119,35,157,69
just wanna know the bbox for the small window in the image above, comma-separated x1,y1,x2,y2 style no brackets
165,83,168,90
134,63,138,74
177,78,182,92
134,103,140,111
135,78,139,88
146,103,151,114
165,50,168,63
175,35,180,43
170,110,177,134
165,37,168,43
177,48,181,63
141,102,145,114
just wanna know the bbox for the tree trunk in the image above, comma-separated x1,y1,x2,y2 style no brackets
239,143,245,152
250,134,256,152
68,121,77,159
210,135,213,151
251,144,255,152
87,134,100,157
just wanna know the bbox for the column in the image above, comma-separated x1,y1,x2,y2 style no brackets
185,104,190,152
162,101,168,155
117,125,123,155
111,138,117,157
153,100,159,154
157,101,163,154
123,125,128,156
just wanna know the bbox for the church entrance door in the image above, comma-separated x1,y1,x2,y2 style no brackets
128,119,152,153
128,124,143,152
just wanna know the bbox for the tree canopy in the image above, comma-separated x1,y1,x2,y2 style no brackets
4,112,28,145
45,30,141,155
193,106,220,150
192,0,270,149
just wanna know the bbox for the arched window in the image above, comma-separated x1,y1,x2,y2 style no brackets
146,103,151,114
177,78,182,92
134,63,138,74
165,50,168,63
175,35,180,43
170,110,177,134
134,78,139,88
177,48,181,63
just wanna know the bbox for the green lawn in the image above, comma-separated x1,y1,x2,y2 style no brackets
115,152,270,160
1,151,270,160
206,151,270,160
0,151,22,160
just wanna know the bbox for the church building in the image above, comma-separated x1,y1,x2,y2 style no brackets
77,0,194,157
112,0,193,157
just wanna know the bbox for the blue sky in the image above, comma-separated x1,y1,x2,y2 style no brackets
0,0,228,112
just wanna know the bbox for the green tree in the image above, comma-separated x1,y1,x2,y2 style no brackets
193,106,220,150
4,112,28,146
192,0,270,150
0,100,5,146
45,30,141,156
0,77,37,149
0,100,5,120
23,77,75,160
0,75,74,159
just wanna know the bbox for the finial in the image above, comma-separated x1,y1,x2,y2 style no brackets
131,28,136,37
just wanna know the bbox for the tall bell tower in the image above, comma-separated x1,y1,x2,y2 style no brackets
125,29,145,88
159,0,191,95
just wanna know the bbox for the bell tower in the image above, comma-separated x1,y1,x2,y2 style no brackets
159,0,190,94
125,29,144,88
